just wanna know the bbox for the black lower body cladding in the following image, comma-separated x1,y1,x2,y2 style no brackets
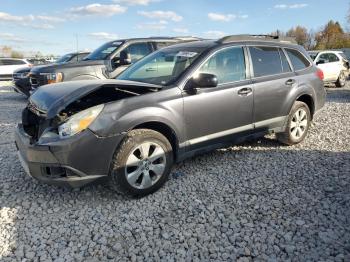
15,124,125,188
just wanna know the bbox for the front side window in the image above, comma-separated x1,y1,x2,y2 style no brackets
117,48,203,86
285,49,310,71
249,46,283,77
198,46,246,84
126,43,152,63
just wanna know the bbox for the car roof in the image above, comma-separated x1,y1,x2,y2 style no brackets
160,38,302,53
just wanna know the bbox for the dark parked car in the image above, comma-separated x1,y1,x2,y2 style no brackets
28,37,198,90
15,35,326,196
13,52,90,97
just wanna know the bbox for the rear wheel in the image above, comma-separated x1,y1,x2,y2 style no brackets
335,71,346,87
109,129,173,197
277,101,311,145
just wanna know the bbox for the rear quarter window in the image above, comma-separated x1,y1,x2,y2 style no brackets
285,49,311,71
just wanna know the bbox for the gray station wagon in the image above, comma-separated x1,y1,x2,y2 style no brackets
15,35,326,196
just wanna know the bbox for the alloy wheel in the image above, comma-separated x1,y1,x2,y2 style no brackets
290,108,308,140
125,142,166,189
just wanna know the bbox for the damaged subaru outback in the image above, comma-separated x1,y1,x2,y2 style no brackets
15,35,326,196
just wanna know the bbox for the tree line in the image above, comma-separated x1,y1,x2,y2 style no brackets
273,20,350,50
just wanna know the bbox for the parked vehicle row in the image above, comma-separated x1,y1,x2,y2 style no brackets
0,58,33,81
13,52,90,96
308,50,349,87
28,37,198,90
15,34,326,196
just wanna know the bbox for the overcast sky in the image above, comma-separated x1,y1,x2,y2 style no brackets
0,0,349,55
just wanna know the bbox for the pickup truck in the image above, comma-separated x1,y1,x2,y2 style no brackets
29,37,198,89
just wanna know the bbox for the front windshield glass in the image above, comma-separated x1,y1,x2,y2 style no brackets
56,54,74,63
84,41,123,61
117,48,202,86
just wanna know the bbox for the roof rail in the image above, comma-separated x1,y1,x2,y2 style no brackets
217,34,297,44
173,36,202,41
147,36,202,41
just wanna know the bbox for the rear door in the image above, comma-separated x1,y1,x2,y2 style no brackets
249,46,295,131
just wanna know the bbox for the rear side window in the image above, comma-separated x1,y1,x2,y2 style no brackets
285,49,310,71
199,46,246,84
249,46,282,77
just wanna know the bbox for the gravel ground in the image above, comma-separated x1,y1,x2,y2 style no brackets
0,82,349,261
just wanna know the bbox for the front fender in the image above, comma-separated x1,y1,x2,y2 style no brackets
90,88,185,143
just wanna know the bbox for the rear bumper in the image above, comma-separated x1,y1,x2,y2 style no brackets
15,124,124,188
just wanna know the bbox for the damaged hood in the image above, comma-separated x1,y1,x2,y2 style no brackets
29,79,161,118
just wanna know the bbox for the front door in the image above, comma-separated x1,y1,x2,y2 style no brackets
183,46,254,151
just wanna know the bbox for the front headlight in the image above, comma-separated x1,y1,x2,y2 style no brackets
40,72,63,84
58,104,104,138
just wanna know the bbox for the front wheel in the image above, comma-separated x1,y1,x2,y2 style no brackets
277,101,311,145
335,71,346,87
109,129,173,197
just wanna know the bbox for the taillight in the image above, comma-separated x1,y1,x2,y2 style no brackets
316,68,324,81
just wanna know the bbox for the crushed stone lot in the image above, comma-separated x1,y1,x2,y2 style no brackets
0,82,349,261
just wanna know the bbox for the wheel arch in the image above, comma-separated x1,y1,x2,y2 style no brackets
295,93,315,119
131,121,180,161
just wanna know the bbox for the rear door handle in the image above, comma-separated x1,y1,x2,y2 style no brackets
285,79,296,85
237,87,252,96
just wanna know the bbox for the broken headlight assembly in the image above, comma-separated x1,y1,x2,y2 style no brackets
58,104,104,138
40,72,63,84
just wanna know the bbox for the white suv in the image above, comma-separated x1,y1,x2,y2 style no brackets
308,50,349,87
0,58,32,81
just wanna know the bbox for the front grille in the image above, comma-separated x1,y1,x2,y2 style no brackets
29,74,47,88
12,73,23,81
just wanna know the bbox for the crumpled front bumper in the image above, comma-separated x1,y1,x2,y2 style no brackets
15,124,124,188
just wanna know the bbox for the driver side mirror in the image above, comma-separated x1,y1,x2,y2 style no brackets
189,73,218,89
316,59,325,65
120,50,131,66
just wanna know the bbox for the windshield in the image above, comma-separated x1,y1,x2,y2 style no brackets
56,54,74,63
308,52,318,61
117,48,202,86
84,41,123,61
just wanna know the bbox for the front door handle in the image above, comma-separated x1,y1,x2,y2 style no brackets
237,87,252,96
146,68,157,72
285,79,296,85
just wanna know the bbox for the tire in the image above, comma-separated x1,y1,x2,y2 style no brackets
109,129,173,197
335,71,346,87
277,101,311,145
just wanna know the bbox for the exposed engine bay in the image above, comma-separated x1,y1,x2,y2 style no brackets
22,84,159,141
